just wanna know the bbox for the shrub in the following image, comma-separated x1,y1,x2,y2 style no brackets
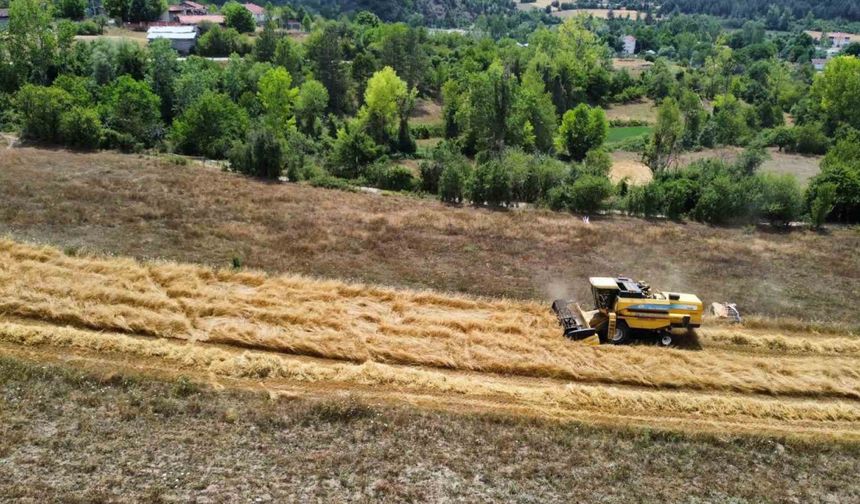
757,173,803,226
692,175,744,224
197,27,252,57
59,107,102,150
76,20,102,35
470,160,512,207
309,174,356,191
366,163,416,191
229,126,285,179
660,177,699,219
625,183,664,217
328,122,383,179
15,84,72,144
568,174,613,213
223,1,257,33
439,162,471,203
583,148,612,177
172,92,249,159
103,76,162,148
809,182,837,229
794,123,830,155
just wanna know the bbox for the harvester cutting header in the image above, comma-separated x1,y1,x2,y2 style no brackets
552,277,703,346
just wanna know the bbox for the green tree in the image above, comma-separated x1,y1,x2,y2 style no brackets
58,0,85,19
59,106,102,149
229,126,285,179
172,91,250,159
555,104,608,162
147,39,179,121
439,160,472,204
644,97,683,173
14,84,72,143
470,159,512,207
197,26,250,57
8,0,57,84
223,1,256,33
515,69,558,153
294,79,329,137
360,66,408,146
378,24,428,91
328,120,383,178
103,76,162,147
257,67,298,132
254,21,279,63
757,173,803,226
811,56,860,131
305,22,351,114
273,36,304,83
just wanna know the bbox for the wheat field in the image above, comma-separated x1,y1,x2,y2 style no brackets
1,239,859,440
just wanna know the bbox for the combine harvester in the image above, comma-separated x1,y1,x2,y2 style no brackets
552,277,703,346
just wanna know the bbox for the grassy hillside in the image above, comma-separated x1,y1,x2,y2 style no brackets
1,148,858,326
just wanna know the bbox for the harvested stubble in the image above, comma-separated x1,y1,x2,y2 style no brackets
2,239,860,404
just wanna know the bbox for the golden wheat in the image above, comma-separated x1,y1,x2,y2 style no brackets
1,239,860,401
2,319,858,429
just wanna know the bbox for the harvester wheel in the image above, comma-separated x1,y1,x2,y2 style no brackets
659,333,673,347
608,320,630,345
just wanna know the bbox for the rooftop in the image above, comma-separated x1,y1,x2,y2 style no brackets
147,25,198,40
243,3,265,14
177,14,225,24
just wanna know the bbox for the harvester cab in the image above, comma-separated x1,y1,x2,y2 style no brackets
552,277,703,346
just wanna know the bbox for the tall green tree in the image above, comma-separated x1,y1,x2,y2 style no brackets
103,76,162,147
305,22,351,114
258,67,298,133
7,0,57,84
294,79,329,137
644,97,684,173
555,103,608,162
172,91,250,159
147,39,179,121
812,56,860,131
360,66,407,146
223,1,256,33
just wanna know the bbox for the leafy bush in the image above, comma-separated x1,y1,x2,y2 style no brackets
625,183,664,217
172,92,249,159
809,182,837,229
309,174,356,191
794,123,830,155
439,162,471,203
470,159,512,207
568,174,613,213
229,126,285,179
757,173,803,226
659,177,699,219
14,84,72,144
197,27,252,57
103,76,162,148
691,175,746,224
59,106,102,150
328,122,383,179
366,163,416,191
76,20,102,35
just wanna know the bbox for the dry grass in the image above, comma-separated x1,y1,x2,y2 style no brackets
554,8,644,19
1,148,857,328
610,151,652,185
605,99,657,123
678,147,822,185
3,356,857,502
3,239,860,407
612,58,654,78
409,98,443,126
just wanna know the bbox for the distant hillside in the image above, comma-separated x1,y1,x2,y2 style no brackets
660,0,860,22
289,0,516,26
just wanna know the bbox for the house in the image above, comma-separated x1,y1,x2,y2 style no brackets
826,47,841,59
243,3,265,24
812,58,827,71
177,14,225,26
160,1,207,23
829,32,854,48
147,25,198,55
0,9,9,29
284,19,303,31
621,35,636,56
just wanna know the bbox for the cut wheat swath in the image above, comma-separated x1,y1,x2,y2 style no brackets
1,239,859,400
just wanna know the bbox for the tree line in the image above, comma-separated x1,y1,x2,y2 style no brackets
1,0,859,226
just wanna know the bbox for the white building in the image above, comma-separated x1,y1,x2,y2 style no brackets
622,35,636,56
147,25,198,55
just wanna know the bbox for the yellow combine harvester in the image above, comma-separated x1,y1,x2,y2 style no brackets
552,277,703,346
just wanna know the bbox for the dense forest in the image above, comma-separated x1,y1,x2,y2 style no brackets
661,0,860,23
1,0,860,226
